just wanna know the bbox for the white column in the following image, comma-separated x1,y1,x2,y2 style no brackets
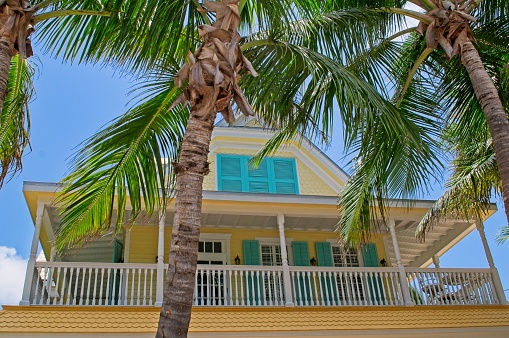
277,213,294,306
20,202,44,306
432,255,440,268
123,228,131,263
155,210,166,306
50,246,56,262
476,220,507,304
388,219,414,306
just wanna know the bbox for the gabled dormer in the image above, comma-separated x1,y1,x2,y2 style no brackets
203,116,349,196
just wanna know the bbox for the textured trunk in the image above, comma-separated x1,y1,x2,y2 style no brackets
461,40,509,224
0,37,13,116
156,103,217,337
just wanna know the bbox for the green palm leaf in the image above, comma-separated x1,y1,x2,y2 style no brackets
0,55,35,187
55,82,188,251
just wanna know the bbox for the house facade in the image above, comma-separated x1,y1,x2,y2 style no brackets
1,117,509,337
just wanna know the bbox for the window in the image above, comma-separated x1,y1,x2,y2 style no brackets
261,244,282,266
332,246,360,267
217,154,298,194
331,245,362,302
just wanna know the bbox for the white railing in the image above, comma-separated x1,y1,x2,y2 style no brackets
28,263,501,307
406,268,500,305
194,265,285,306
31,262,157,306
290,267,403,306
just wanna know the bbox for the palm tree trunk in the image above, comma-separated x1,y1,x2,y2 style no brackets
0,37,13,115
461,40,509,224
156,105,217,337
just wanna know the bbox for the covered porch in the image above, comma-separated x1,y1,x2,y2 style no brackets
20,183,506,308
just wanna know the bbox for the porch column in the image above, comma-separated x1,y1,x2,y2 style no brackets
20,202,44,306
476,220,507,304
50,246,56,262
277,213,294,306
432,255,440,268
388,218,414,306
155,210,165,306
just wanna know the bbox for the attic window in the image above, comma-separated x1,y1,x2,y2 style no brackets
217,154,298,194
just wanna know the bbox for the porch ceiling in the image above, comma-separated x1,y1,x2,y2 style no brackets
45,208,477,269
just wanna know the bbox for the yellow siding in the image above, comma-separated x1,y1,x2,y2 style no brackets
203,147,337,196
128,226,158,263
4,305,509,334
127,226,388,267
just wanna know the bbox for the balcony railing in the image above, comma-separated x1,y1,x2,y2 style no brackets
30,262,158,306
406,268,499,305
28,262,502,307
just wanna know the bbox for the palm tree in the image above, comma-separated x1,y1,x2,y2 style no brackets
53,1,408,336
0,0,121,186
336,0,509,244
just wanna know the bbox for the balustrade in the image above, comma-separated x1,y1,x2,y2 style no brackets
28,263,501,307
406,268,499,305
31,262,157,306
289,267,403,306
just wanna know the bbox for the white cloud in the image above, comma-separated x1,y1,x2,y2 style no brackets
0,246,27,306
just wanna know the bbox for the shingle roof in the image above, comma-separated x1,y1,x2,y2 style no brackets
1,305,509,334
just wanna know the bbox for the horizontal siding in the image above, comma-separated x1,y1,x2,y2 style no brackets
128,226,159,263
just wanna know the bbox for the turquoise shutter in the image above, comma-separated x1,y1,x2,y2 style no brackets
218,155,243,192
242,240,261,304
272,158,298,194
109,239,123,305
362,243,379,267
247,159,269,193
292,241,310,266
315,242,333,267
243,240,260,265
362,243,385,304
315,242,337,304
292,241,311,304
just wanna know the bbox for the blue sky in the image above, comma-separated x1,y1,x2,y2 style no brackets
0,48,508,305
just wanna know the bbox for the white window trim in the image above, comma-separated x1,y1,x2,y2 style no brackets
256,237,294,266
199,233,232,264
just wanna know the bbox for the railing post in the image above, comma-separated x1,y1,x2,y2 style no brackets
476,220,507,304
155,210,165,306
278,214,294,306
388,219,414,306
20,202,44,306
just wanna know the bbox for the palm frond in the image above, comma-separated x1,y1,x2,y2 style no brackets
495,225,509,244
416,135,499,240
55,83,188,251
337,76,443,244
0,55,35,187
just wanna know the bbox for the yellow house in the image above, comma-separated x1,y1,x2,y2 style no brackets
1,117,509,337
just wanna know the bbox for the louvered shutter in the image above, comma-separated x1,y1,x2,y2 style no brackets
362,243,385,304
218,155,243,192
362,243,379,267
247,159,269,193
292,241,310,266
243,240,260,265
315,242,333,267
272,158,298,194
315,242,337,304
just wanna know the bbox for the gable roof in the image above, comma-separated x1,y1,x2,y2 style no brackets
211,117,350,192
